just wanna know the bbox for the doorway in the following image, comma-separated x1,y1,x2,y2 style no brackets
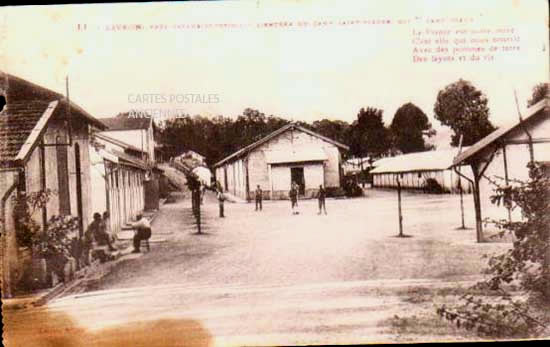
290,167,305,195
56,136,70,215
74,143,84,237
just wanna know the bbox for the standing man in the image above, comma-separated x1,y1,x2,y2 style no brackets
255,185,263,211
217,189,225,218
317,185,327,215
289,182,298,215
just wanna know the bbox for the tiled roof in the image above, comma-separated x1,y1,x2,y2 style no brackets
101,115,152,131
0,73,108,167
0,100,53,166
453,95,550,166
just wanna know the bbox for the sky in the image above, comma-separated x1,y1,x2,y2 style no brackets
1,0,548,148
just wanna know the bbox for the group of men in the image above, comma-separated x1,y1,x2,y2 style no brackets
215,182,327,217
83,211,116,264
85,212,116,252
288,182,327,215
84,211,152,263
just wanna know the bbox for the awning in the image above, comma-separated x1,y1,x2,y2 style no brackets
264,147,328,164
98,149,119,163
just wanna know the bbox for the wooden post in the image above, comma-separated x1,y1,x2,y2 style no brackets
459,178,466,229
360,159,365,188
192,189,201,234
456,134,466,229
397,177,403,237
197,189,201,234
471,164,484,243
502,145,512,223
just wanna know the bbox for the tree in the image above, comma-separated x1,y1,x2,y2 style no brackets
158,109,292,166
437,162,550,338
390,103,435,153
348,107,391,158
527,83,549,107
434,79,496,147
311,119,351,147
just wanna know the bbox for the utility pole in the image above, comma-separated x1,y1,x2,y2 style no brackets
397,177,404,237
196,188,201,234
456,134,466,229
192,186,201,234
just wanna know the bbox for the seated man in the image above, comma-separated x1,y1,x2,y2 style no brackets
89,212,116,251
131,214,152,253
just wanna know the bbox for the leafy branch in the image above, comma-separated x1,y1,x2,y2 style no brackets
437,162,550,338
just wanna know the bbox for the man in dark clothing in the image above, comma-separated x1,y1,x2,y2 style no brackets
98,213,116,251
88,212,116,251
217,190,225,218
82,216,96,266
289,182,298,215
317,185,327,215
255,185,263,211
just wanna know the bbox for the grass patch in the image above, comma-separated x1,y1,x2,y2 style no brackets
381,312,480,339
401,286,432,304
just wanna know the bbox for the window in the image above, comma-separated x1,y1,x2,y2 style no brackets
17,170,26,195
56,136,71,215
0,94,6,112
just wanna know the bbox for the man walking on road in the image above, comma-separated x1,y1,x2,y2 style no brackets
317,185,327,215
289,182,298,215
217,190,226,218
255,185,263,211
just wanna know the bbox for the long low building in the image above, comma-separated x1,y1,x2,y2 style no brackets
370,148,473,193
213,123,349,200
90,132,148,237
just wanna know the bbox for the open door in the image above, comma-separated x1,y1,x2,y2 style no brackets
291,167,305,195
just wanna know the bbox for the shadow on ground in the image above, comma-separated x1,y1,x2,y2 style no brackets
3,307,212,347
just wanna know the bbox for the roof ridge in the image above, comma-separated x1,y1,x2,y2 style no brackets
213,122,348,167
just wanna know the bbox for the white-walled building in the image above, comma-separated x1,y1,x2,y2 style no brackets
0,74,107,296
101,115,156,164
453,91,550,238
371,148,473,193
89,133,148,237
213,123,349,200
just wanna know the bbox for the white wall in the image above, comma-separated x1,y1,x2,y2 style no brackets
304,163,325,189
271,165,291,192
215,127,345,199
476,113,550,226
101,129,152,161
89,147,108,218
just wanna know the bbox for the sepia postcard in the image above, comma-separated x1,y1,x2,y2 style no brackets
1,0,549,346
